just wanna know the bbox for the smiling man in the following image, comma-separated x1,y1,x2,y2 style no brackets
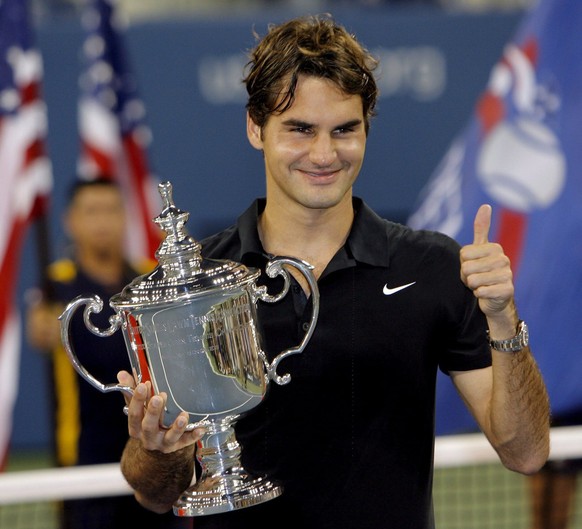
119,15,550,529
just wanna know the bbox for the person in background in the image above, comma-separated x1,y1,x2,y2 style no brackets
530,410,582,529
26,177,191,529
118,16,550,529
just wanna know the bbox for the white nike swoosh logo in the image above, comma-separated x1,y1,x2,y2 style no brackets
383,281,416,296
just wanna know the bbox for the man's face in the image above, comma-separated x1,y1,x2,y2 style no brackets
66,185,126,257
247,75,367,213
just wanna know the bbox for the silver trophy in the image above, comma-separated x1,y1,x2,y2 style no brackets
59,181,319,516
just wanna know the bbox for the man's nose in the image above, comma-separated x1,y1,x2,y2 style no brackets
309,134,337,167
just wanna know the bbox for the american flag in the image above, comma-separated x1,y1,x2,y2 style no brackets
77,0,160,261
0,0,53,470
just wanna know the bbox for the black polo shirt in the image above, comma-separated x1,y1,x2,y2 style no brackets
198,197,491,529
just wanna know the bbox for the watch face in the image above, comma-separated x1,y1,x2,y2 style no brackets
520,322,529,347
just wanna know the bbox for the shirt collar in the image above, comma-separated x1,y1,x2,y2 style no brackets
236,197,392,269
347,198,391,268
237,198,268,259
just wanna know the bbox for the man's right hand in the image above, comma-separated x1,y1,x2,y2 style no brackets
26,301,64,352
117,370,205,453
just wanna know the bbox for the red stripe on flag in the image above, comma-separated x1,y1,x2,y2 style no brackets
522,37,538,64
24,137,45,167
494,208,527,274
81,141,117,178
0,218,28,472
123,133,160,257
477,92,505,136
0,220,27,354
20,80,39,106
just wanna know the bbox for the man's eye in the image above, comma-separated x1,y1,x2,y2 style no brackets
335,127,354,135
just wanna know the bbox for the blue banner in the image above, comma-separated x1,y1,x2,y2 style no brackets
408,0,582,434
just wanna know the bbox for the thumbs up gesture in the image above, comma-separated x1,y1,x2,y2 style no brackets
460,205,515,318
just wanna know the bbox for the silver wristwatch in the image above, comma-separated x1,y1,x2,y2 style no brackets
488,320,529,353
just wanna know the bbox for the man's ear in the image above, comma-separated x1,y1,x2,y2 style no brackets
246,112,263,150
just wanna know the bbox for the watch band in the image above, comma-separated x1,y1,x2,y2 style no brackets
488,320,529,353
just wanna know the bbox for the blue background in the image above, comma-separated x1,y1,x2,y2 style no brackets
13,6,521,450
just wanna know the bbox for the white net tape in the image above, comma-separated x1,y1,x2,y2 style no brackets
0,426,581,505
434,425,582,467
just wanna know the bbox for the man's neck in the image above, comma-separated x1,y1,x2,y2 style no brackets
76,250,126,287
258,197,354,280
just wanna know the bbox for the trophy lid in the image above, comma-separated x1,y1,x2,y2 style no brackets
110,181,259,309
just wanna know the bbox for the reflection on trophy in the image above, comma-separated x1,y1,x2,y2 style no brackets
59,181,319,516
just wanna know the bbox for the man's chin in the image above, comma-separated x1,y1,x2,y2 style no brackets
93,246,122,261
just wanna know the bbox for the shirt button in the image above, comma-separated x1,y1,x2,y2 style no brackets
302,322,310,332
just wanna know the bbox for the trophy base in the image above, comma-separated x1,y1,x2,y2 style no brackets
173,472,283,516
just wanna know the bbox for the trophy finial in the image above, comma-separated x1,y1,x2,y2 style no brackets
153,181,201,259
158,181,174,209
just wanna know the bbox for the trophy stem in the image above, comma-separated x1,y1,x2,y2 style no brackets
173,423,282,516
197,424,243,479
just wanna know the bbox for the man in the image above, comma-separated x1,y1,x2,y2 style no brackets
26,178,189,529
118,16,550,529
529,409,582,529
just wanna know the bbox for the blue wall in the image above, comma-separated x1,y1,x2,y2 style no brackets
12,7,521,450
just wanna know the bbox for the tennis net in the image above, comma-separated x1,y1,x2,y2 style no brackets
1,426,581,529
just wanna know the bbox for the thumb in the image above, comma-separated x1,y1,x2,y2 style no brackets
473,204,492,245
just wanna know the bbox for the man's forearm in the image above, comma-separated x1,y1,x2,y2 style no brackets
121,437,195,513
489,346,550,474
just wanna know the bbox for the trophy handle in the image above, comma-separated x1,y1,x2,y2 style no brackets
253,257,320,386
58,295,134,398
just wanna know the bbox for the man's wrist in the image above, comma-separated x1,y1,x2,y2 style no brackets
488,320,529,353
485,302,519,340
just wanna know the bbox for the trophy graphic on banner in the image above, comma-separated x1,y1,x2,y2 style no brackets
59,181,320,516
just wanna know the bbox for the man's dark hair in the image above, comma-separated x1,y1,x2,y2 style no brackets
243,15,379,134
67,177,121,204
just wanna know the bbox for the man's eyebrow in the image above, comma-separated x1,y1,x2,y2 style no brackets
335,119,363,129
281,119,313,128
281,118,363,129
